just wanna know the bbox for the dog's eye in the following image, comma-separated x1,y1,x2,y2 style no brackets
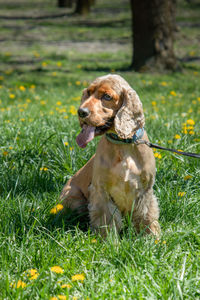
102,94,112,101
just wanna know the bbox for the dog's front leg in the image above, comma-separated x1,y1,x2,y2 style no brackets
88,184,122,237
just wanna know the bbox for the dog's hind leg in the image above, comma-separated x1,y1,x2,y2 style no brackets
60,155,95,214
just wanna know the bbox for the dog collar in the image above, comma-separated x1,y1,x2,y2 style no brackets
106,128,144,145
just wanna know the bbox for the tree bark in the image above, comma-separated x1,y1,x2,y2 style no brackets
58,0,73,8
75,0,93,15
130,0,178,71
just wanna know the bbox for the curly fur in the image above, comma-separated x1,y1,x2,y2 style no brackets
60,74,160,237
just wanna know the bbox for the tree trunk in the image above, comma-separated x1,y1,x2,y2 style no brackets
130,0,178,71
58,0,72,8
75,0,92,15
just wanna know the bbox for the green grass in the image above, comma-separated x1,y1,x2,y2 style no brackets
0,0,200,299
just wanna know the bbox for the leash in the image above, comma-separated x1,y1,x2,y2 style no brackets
106,128,200,159
135,139,200,159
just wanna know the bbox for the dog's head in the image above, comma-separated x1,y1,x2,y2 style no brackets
76,74,145,148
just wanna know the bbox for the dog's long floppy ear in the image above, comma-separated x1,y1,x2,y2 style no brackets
114,88,145,139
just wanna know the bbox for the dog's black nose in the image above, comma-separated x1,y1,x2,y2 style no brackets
78,107,90,118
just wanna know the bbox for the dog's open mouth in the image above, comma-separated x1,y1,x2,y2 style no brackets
76,118,114,148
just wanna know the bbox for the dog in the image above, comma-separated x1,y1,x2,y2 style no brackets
60,74,160,237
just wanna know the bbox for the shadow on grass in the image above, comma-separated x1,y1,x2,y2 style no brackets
48,208,90,233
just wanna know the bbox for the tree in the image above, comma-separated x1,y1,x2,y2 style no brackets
75,0,95,15
130,0,178,71
58,0,72,8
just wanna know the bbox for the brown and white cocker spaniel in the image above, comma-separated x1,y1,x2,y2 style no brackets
60,74,160,237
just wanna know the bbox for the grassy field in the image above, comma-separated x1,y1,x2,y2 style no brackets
0,0,200,299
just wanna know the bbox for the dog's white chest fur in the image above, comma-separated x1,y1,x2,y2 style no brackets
108,156,142,213
93,147,143,214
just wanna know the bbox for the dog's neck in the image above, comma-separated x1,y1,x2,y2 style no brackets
105,128,144,145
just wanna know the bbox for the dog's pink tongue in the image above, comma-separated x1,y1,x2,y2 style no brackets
76,125,95,148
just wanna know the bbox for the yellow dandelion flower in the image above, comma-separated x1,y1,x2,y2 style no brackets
160,81,168,86
174,134,181,139
50,266,64,274
9,146,13,150
75,81,81,86
30,84,36,89
0,85,3,88
11,280,27,289
33,51,40,58
50,297,58,300
50,204,64,215
186,119,195,126
27,269,37,276
178,192,186,197
49,111,54,115
168,140,172,144
72,96,81,101
154,153,162,159
5,69,13,75
61,284,72,289
71,273,85,282
26,98,31,103
76,64,82,69
91,239,97,243
170,91,177,96
188,108,193,113
0,76,4,81
19,85,26,91
57,62,62,67
27,269,39,280
52,72,57,76
64,142,69,146
5,52,11,56
40,167,48,172
58,296,67,300
184,175,192,180
70,147,74,151
42,62,47,67
3,151,8,156
69,105,77,115
189,50,195,56
162,240,166,244
189,130,195,135
9,94,15,99
20,118,25,122
197,97,200,102
40,100,46,105
56,101,62,106
59,108,66,113
83,80,88,87
155,239,160,244
151,101,157,106
64,115,69,119
192,100,196,104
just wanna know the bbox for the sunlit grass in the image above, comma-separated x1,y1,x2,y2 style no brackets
0,0,200,299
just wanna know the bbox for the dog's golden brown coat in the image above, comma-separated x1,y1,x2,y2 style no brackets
60,74,160,236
